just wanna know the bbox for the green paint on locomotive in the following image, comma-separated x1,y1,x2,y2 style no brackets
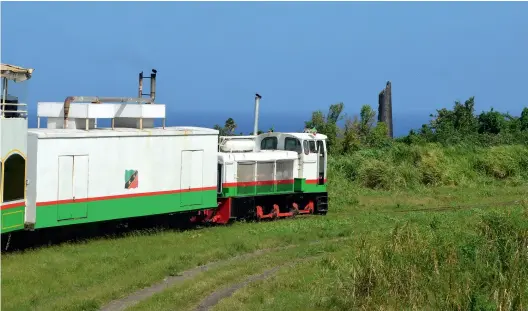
293,178,328,193
220,178,327,198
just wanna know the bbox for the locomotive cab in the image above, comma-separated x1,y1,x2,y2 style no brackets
256,132,328,187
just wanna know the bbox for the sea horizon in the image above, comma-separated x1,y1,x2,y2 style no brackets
25,109,430,138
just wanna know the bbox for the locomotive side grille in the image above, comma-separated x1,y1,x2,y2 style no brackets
256,161,274,194
276,160,294,192
237,162,256,196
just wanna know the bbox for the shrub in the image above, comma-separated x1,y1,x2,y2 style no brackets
328,144,527,190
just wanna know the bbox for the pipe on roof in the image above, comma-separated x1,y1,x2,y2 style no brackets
62,96,154,128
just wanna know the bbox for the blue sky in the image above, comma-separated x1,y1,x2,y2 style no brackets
1,1,527,134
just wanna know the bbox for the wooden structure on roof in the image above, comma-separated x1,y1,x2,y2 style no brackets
1,63,34,118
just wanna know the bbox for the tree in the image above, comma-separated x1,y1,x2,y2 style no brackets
359,105,376,137
304,102,344,153
478,108,506,134
366,122,390,148
213,117,238,136
341,115,361,154
224,118,237,135
521,107,528,131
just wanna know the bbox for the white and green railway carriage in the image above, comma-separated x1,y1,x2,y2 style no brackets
24,101,219,230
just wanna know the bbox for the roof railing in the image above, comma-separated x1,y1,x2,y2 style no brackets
0,102,28,119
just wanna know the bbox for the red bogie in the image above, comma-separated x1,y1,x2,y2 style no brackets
191,196,324,225
256,201,314,220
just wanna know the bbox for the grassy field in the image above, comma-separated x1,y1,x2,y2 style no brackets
1,145,528,311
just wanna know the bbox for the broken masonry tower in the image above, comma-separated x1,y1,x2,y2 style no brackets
378,81,393,138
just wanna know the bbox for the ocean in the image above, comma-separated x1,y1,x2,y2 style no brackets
26,110,429,138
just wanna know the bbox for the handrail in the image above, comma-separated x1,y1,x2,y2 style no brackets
63,96,154,128
0,102,28,118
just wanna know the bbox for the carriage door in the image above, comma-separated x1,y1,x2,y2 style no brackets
57,155,89,221
180,150,204,206
317,140,326,185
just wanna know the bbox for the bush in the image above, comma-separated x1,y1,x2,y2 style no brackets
329,144,527,190
474,146,527,180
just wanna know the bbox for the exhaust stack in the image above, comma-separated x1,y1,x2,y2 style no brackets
138,71,143,98
150,70,156,101
137,69,157,102
253,93,261,136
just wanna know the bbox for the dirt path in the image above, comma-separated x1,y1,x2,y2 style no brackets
193,255,318,311
99,238,345,311
193,265,283,311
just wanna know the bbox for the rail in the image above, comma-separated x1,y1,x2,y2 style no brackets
0,102,28,118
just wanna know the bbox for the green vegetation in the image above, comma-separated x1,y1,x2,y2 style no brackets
1,96,527,310
329,144,528,190
306,96,528,191
303,97,527,153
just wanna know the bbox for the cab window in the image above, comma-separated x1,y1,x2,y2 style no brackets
261,137,278,150
317,140,325,154
303,141,310,155
309,140,317,153
284,137,302,153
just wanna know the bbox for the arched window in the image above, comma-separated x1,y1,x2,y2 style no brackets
3,154,25,202
284,137,302,154
260,137,278,150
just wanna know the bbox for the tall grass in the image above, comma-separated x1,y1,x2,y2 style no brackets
329,143,528,190
313,207,528,311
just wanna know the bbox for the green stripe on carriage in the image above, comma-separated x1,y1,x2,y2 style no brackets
1,205,25,234
34,188,217,229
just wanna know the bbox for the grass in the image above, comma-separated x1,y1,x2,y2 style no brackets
212,207,528,311
1,145,528,311
127,239,349,311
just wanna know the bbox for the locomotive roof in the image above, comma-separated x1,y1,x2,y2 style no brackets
218,150,299,163
259,132,328,140
27,126,218,138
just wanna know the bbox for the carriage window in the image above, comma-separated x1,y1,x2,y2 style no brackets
285,137,301,153
260,137,278,150
2,154,25,202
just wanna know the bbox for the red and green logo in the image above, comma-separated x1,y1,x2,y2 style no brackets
125,170,139,189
